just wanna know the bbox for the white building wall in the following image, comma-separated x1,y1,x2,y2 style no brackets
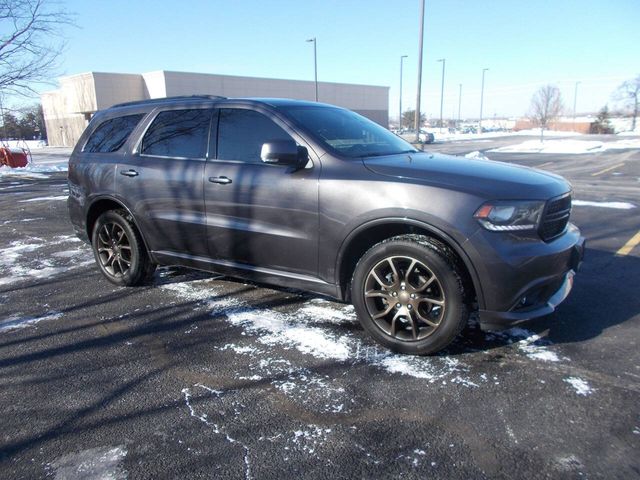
42,70,389,146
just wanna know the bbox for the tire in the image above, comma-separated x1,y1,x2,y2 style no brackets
351,235,469,355
91,209,156,286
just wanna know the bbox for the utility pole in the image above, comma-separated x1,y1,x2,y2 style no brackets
414,0,425,143
306,37,318,101
399,55,408,130
479,68,489,135
437,58,445,133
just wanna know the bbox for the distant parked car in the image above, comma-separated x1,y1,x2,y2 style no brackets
68,96,584,355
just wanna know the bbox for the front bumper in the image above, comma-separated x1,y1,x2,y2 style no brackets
474,230,585,331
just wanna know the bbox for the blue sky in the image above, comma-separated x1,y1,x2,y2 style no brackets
39,0,640,119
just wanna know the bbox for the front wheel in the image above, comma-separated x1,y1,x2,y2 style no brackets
351,235,469,355
91,210,156,286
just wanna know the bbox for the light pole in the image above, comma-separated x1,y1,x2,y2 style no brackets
479,67,489,135
437,58,446,133
399,55,408,130
306,37,318,102
457,83,462,127
415,0,425,142
573,81,581,132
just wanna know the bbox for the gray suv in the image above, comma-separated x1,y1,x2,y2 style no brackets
68,96,585,355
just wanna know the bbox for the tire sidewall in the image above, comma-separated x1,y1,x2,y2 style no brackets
351,240,466,355
91,211,143,286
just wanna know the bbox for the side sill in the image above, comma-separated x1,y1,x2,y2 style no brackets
153,250,342,300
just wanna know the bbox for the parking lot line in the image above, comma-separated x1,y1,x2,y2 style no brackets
536,161,553,168
591,162,625,177
616,230,640,256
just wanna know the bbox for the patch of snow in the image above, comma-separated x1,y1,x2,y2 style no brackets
489,138,640,154
496,327,561,362
564,377,594,396
50,445,127,480
18,195,68,203
572,200,636,209
464,150,490,160
0,311,63,332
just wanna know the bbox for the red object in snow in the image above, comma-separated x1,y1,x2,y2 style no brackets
0,147,29,168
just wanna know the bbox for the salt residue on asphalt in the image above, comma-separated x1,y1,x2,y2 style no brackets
564,377,594,396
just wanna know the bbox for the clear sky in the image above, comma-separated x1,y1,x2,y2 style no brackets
34,0,640,120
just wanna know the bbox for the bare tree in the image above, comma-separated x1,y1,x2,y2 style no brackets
529,84,564,141
613,75,639,131
0,0,73,97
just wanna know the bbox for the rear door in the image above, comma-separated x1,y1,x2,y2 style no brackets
204,107,320,277
116,107,213,257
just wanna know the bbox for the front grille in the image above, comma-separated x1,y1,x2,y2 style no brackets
539,194,572,241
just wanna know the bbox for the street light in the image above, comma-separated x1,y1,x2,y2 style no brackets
479,67,489,135
415,0,425,143
457,83,462,127
437,58,446,133
399,55,408,130
306,37,318,102
573,81,581,132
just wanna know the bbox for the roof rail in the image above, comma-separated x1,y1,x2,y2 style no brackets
112,95,226,108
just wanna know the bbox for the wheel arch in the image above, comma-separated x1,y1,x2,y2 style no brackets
86,196,155,262
335,218,484,308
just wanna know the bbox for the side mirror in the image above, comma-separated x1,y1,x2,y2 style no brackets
261,140,308,169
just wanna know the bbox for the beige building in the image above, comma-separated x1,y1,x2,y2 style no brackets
41,70,389,146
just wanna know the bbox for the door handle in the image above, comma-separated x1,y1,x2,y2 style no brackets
208,176,232,185
120,169,139,177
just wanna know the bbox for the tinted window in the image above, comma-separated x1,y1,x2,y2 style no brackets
281,106,416,158
141,109,212,158
83,114,144,153
217,109,293,163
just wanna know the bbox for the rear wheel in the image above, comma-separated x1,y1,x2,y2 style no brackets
351,235,469,355
91,210,156,286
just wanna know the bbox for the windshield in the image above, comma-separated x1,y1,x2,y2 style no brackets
280,105,417,158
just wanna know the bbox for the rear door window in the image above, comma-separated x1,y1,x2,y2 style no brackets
83,114,144,153
217,108,293,163
141,109,212,158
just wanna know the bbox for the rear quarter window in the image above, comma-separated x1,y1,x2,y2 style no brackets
83,114,145,153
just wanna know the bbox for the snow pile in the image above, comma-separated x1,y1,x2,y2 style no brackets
573,200,636,209
489,138,640,154
464,151,490,160
2,140,47,149
564,377,594,396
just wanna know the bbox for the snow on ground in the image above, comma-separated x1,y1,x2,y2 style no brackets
430,128,577,143
488,138,640,154
0,311,63,332
0,147,71,177
18,195,69,203
572,200,636,209
464,151,490,160
485,327,562,362
48,445,128,480
0,237,92,287
564,377,594,396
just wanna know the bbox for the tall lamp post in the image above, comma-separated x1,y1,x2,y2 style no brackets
399,55,408,130
306,37,318,102
414,0,425,142
573,81,581,132
437,58,446,133
457,83,462,127
479,67,489,134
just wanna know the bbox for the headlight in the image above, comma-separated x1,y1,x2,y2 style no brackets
474,201,545,231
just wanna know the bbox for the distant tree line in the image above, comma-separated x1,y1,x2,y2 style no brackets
1,105,46,140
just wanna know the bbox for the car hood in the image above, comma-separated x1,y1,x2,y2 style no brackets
362,151,570,199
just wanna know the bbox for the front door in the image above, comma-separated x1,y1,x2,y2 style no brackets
204,107,320,277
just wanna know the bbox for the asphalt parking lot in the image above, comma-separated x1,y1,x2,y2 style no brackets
1,135,639,479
